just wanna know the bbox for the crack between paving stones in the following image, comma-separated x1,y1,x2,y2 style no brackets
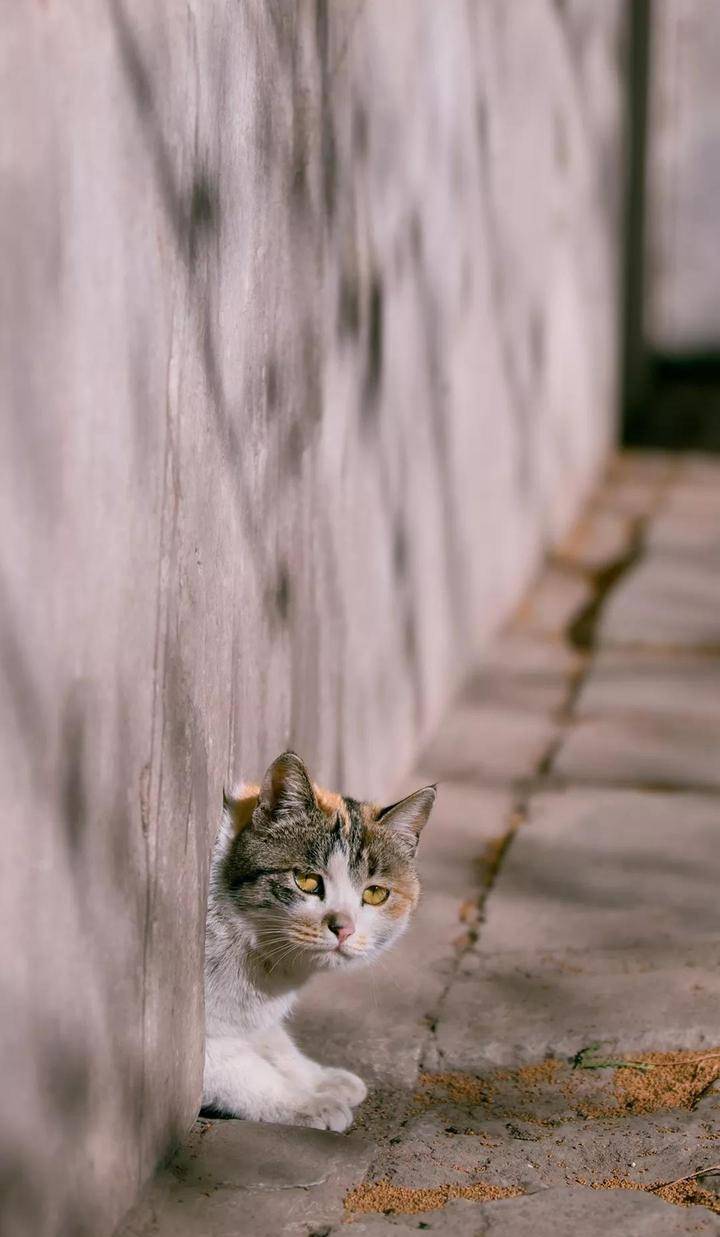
545,465,679,782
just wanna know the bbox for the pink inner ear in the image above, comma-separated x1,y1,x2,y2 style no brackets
260,752,316,813
378,785,437,839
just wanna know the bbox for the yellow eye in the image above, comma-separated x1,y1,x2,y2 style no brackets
294,872,322,895
362,885,390,906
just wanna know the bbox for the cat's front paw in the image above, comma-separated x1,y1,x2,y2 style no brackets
319,1066,367,1108
293,1093,354,1132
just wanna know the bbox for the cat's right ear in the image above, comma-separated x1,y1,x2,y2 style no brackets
259,751,317,816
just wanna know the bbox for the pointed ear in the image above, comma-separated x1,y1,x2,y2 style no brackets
376,785,437,850
259,751,316,816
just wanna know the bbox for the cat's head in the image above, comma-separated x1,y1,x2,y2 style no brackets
220,751,436,974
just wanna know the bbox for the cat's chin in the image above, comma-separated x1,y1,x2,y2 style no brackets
314,946,372,971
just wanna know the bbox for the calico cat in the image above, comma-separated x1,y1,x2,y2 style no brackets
203,751,436,1131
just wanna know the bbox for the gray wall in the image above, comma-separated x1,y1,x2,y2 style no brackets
0,3,624,1234
646,0,720,351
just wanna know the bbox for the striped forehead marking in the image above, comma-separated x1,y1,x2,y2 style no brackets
314,786,351,834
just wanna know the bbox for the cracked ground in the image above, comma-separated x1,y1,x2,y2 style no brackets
118,453,720,1237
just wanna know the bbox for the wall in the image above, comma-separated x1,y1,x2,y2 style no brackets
0,3,624,1234
646,0,720,351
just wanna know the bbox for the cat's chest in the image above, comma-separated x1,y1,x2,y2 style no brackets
205,939,296,1034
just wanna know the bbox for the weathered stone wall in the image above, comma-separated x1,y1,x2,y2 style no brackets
0,3,624,1234
646,0,720,350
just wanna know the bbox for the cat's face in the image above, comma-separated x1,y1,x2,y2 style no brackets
223,752,436,975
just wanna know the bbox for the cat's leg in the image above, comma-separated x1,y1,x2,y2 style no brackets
203,1034,356,1131
259,1026,367,1112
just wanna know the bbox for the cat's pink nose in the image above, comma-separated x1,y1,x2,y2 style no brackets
326,913,355,944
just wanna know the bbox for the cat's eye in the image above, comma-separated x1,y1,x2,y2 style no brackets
362,885,390,906
294,871,323,896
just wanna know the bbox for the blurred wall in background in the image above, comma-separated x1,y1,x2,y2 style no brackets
0,2,624,1234
646,0,720,352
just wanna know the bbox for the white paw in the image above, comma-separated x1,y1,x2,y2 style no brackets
293,1093,354,1132
318,1067,367,1108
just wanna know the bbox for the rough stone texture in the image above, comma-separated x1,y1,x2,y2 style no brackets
459,634,581,716
116,1119,373,1237
378,1100,720,1202
478,1189,720,1236
345,1188,720,1236
0,3,625,1233
598,553,720,648
646,510,720,559
431,946,720,1070
479,790,720,954
554,713,720,791
415,702,559,791
574,649,720,723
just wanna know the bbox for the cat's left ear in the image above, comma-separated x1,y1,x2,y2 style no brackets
259,751,317,816
376,785,437,851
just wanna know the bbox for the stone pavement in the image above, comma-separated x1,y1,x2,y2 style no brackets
117,454,720,1236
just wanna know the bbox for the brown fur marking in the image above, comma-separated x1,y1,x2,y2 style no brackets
227,782,351,835
225,785,260,835
315,787,351,833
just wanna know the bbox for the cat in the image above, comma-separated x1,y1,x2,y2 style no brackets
203,750,436,1131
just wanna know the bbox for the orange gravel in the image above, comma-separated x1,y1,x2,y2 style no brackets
344,1179,522,1215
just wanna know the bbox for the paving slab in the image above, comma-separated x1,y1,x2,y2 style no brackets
608,452,678,485
479,790,720,954
459,634,580,716
599,552,720,648
553,712,720,791
677,456,720,487
416,702,558,789
646,509,720,559
429,948,720,1070
116,1119,373,1237
343,1185,720,1235
662,485,720,519
481,1187,720,1236
596,477,667,518
574,648,720,723
374,1097,720,1200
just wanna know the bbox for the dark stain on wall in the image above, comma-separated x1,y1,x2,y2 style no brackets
283,419,305,477
362,272,384,418
408,210,424,267
254,93,274,179
529,306,545,374
302,323,323,426
42,1037,91,1123
393,514,408,581
554,109,569,171
265,356,280,413
337,266,361,341
188,173,219,263
60,688,89,857
403,608,419,672
290,87,309,206
273,564,292,624
314,0,337,223
321,114,337,222
353,102,369,160
475,94,488,164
